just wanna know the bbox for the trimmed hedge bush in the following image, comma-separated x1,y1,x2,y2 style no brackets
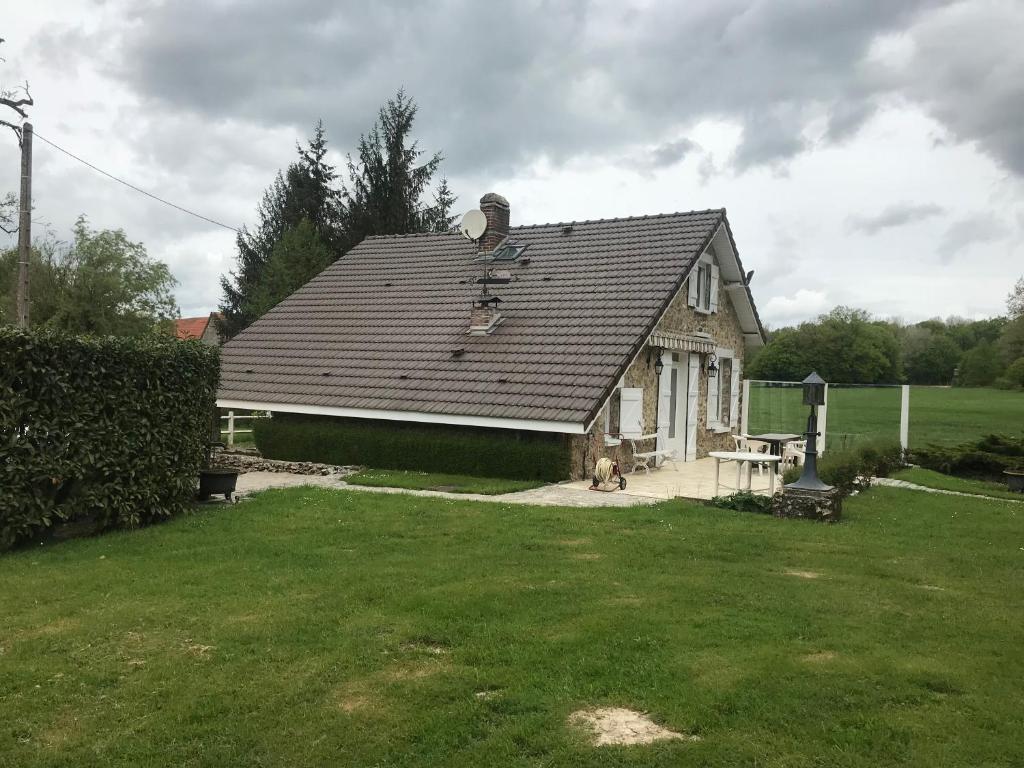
255,413,572,481
0,329,219,549
782,438,904,497
911,434,1024,480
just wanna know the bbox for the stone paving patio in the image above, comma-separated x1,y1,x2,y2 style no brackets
564,456,779,502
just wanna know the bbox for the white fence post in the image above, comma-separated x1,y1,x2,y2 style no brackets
900,385,910,452
227,410,235,449
740,379,750,435
818,383,828,456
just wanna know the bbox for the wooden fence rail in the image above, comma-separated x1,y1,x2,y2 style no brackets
220,410,270,449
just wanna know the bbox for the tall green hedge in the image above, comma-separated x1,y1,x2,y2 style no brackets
0,328,220,549
255,413,572,481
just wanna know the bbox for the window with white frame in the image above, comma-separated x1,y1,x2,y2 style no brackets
688,252,720,313
706,349,740,431
604,377,635,445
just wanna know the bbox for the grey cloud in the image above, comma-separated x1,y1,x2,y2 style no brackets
648,138,698,168
848,202,945,234
47,0,970,178
889,2,1024,175
937,212,1008,262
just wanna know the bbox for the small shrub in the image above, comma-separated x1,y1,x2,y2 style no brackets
255,413,571,481
911,434,1024,480
709,492,773,514
781,438,904,498
0,329,219,550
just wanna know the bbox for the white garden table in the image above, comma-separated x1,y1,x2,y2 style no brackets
709,450,782,497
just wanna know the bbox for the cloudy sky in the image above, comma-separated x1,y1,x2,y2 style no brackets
2,0,1022,326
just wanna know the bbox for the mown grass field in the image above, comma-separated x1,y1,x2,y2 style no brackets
2,486,1022,767
747,385,1024,449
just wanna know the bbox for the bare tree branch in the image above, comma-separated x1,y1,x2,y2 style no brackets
0,118,22,144
0,86,33,118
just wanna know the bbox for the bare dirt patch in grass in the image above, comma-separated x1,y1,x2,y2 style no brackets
184,642,216,659
606,596,645,606
569,707,698,746
802,651,837,663
784,570,822,579
19,617,80,641
386,660,448,681
332,683,374,714
572,553,602,561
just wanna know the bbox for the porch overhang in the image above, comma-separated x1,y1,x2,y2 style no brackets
647,330,716,354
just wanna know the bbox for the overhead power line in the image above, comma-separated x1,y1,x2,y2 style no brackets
32,129,240,234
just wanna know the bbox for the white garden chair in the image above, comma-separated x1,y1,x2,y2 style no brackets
782,440,807,468
731,434,769,476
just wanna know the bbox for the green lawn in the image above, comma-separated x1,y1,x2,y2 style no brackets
894,467,1024,501
345,469,546,495
220,430,256,448
2,487,1023,766
747,384,1024,449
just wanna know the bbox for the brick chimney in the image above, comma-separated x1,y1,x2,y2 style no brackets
469,300,503,335
479,192,509,253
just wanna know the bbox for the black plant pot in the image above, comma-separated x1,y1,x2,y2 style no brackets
1005,470,1024,494
199,468,239,501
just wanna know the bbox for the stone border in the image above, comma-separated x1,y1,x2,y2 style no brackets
211,451,360,477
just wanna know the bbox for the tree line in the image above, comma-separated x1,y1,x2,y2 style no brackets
0,90,453,337
218,90,455,338
747,279,1024,389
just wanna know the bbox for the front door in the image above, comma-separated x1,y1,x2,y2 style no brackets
658,352,691,461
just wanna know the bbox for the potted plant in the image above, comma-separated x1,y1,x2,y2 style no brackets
1005,466,1024,494
198,441,239,502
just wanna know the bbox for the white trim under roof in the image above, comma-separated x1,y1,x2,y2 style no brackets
216,399,587,434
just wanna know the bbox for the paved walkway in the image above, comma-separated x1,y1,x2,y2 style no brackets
873,477,1023,503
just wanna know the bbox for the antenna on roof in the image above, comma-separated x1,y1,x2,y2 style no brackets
459,209,487,242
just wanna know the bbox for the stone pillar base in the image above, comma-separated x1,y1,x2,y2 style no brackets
772,487,842,522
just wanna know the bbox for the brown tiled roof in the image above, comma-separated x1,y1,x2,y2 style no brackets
219,209,728,427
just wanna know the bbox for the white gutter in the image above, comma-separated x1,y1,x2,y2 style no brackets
216,398,587,435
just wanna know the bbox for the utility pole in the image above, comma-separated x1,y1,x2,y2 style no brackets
15,122,32,328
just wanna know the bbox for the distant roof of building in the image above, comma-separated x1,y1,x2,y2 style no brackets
175,312,221,341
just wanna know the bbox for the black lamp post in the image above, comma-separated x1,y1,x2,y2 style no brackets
786,371,833,491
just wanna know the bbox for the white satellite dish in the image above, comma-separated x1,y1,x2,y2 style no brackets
459,209,487,241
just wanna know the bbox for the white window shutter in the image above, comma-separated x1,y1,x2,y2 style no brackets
710,264,720,313
687,271,698,307
706,368,719,428
620,388,644,438
730,359,741,428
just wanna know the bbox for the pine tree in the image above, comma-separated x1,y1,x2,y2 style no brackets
218,99,456,338
242,219,332,319
342,90,454,242
218,121,344,338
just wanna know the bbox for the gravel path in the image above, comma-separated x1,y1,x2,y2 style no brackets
226,471,655,507
873,477,1023,503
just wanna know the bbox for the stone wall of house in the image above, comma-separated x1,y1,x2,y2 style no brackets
567,271,751,480
568,340,658,480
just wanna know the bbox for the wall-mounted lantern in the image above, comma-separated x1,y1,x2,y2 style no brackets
652,349,664,376
705,353,718,378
